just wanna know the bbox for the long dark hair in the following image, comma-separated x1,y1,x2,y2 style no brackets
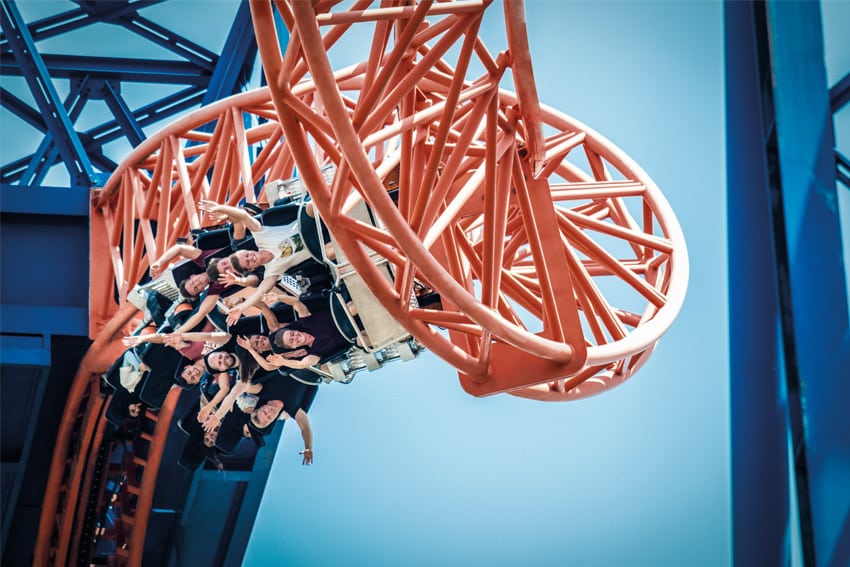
204,346,260,384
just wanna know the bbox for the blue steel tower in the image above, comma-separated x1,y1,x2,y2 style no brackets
1,1,284,564
726,2,849,566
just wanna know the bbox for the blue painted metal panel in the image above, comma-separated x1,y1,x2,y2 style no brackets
0,212,89,336
0,306,88,337
766,3,850,565
0,346,50,366
223,426,283,567
0,183,89,215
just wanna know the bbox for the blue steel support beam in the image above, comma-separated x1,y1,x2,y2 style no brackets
0,0,165,53
2,85,204,184
100,80,145,148
0,0,95,186
1,2,257,188
829,72,849,113
726,3,792,564
837,151,849,189
0,53,211,85
765,3,850,566
202,1,258,106
22,75,90,186
0,86,45,130
75,0,216,70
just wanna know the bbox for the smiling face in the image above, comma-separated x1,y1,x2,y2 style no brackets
282,329,310,348
181,361,204,385
236,250,262,271
207,351,237,372
251,399,283,429
249,334,271,353
128,402,142,418
184,273,209,297
216,257,233,274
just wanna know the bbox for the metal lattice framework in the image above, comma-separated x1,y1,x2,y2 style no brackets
0,0,257,188
88,0,687,401
31,1,689,564
250,0,688,399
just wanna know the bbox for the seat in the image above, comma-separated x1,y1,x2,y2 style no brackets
265,163,335,206
192,224,234,250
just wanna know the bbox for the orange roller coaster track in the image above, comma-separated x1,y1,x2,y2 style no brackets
37,2,687,563
249,0,689,398
83,0,689,402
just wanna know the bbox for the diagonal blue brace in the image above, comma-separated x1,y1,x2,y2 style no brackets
0,0,95,186
202,1,259,105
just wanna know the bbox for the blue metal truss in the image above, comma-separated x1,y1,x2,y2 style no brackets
0,0,258,189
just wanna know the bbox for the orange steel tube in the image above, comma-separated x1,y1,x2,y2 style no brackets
56,378,102,564
35,302,138,566
316,1,486,25
87,0,687,400
504,1,544,174
284,3,496,374
69,395,110,563
254,28,484,376
127,387,180,567
350,1,432,132
410,17,485,233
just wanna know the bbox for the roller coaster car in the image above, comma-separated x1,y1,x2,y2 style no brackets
284,188,426,386
264,163,336,206
125,259,202,331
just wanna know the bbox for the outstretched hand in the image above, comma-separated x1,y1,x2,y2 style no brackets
122,335,145,347
300,448,313,465
218,270,241,286
226,308,243,327
163,333,189,350
262,292,281,307
236,335,253,351
197,404,212,423
197,200,228,223
202,412,221,433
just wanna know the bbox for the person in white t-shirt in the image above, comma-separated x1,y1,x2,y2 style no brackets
197,199,320,326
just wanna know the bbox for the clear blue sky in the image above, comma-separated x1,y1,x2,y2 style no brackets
244,3,730,566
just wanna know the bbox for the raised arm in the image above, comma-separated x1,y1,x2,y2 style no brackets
123,329,230,350
292,408,314,465
236,336,278,372
166,331,231,345
264,290,311,318
173,294,220,334
197,373,232,423
150,244,201,278
225,276,279,326
257,301,286,332
198,200,262,233
202,379,249,433
218,271,260,288
265,353,321,370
